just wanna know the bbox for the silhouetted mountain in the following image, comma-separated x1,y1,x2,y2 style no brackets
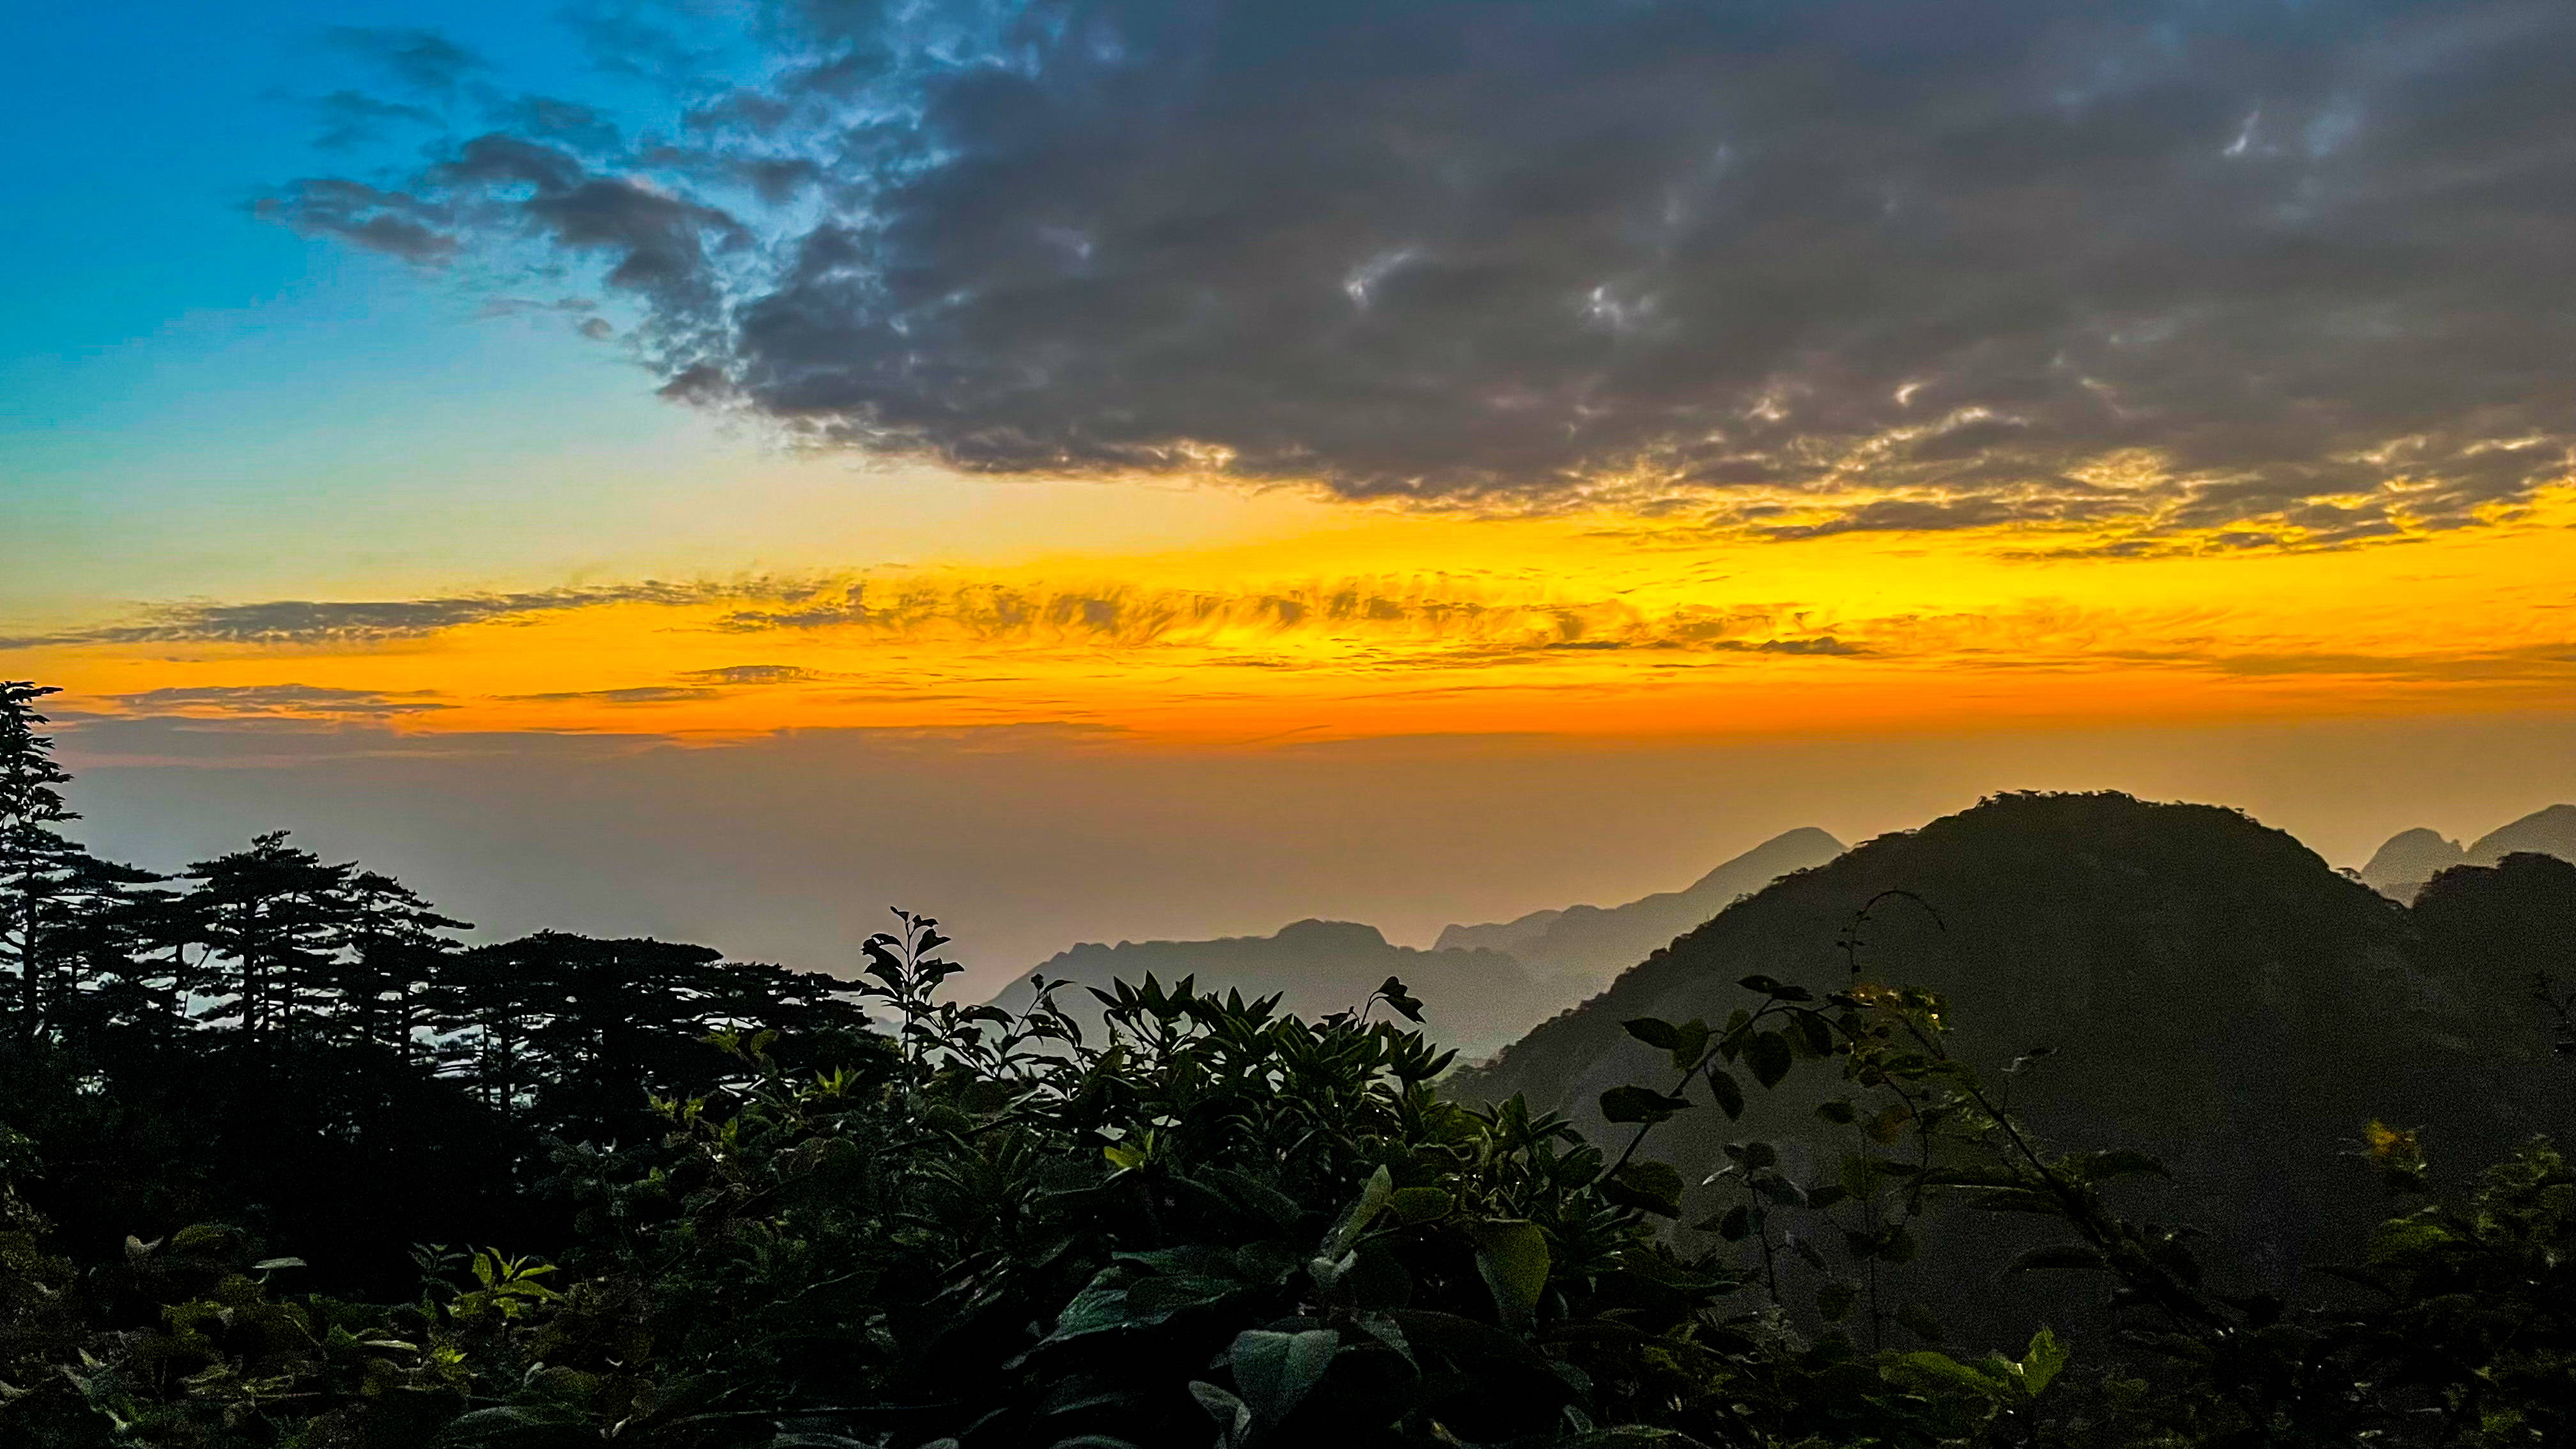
2358,826,2467,900
2359,804,2576,900
991,829,1846,1057
1453,792,2576,1345
1433,827,1845,986
2469,802,2576,865
1433,908,1565,958
2414,850,2576,1005
987,917,1577,1057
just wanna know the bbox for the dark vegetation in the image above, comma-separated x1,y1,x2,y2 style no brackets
2,680,2572,1447
1455,795,2576,1353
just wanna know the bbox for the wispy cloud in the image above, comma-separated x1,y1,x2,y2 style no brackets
22,572,2575,710
679,664,830,686
707,579,1865,660
503,685,720,705
0,581,789,649
108,684,454,718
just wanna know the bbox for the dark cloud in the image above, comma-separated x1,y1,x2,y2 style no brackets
108,685,454,718
255,178,459,265
281,0,2576,546
52,715,664,767
505,686,721,704
704,578,1864,659
324,26,489,95
0,581,768,650
485,94,626,154
267,129,745,333
681,664,829,685
3,574,1859,661
307,89,443,150
555,0,728,86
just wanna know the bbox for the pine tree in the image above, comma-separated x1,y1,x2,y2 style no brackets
0,682,121,1039
180,832,358,1039
341,870,468,1061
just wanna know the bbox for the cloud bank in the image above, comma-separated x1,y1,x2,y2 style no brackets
0,581,784,648
265,0,2576,548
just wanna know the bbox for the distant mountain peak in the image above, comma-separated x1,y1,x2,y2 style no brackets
2359,804,2575,901
2358,827,2467,900
993,914,1547,1057
1432,827,1846,985
1273,918,1391,948
1682,826,1846,894
2471,804,2576,862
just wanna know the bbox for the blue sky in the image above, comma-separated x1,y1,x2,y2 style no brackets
0,2,756,613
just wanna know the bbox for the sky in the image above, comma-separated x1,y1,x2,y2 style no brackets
5,0,2574,992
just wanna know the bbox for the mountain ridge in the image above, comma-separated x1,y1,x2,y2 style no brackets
1452,790,2576,1345
2358,802,2576,898
1432,827,1846,985
989,827,1846,1055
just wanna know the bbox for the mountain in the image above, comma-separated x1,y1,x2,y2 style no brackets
986,918,1579,1059
2359,804,2576,900
990,828,1846,1057
1452,792,2576,1346
1433,827,1846,986
2469,802,2576,865
1432,908,1565,958
2357,827,2467,899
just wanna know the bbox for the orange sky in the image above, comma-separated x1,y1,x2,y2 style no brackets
17,477,2575,750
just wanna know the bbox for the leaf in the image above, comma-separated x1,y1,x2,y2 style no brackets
1745,1031,1793,1090
1738,974,1815,1002
1707,1204,1751,1242
1814,1098,1857,1125
1623,1017,1685,1050
1705,1066,1745,1120
1354,1312,1414,1367
2018,1326,2069,1396
1375,977,1425,1023
1602,1161,1685,1217
1885,1351,2007,1400
1669,1019,1712,1069
1816,1279,1859,1323
1469,1220,1551,1327
1384,1308,1560,1376
1896,1300,1945,1344
1327,1165,1396,1255
1390,1186,1452,1224
1210,1168,1305,1230
1965,1188,2069,1216
1188,1381,1253,1446
1599,1085,1694,1126
2063,1149,2169,1182
1045,1268,1253,1342
250,1257,307,1271
1229,1328,1338,1429
2007,1244,2110,1274
429,1406,595,1449
1524,1423,1710,1433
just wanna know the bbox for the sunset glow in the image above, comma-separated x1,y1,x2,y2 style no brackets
21,480,2576,752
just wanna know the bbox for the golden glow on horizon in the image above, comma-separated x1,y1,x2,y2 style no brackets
14,482,2576,753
